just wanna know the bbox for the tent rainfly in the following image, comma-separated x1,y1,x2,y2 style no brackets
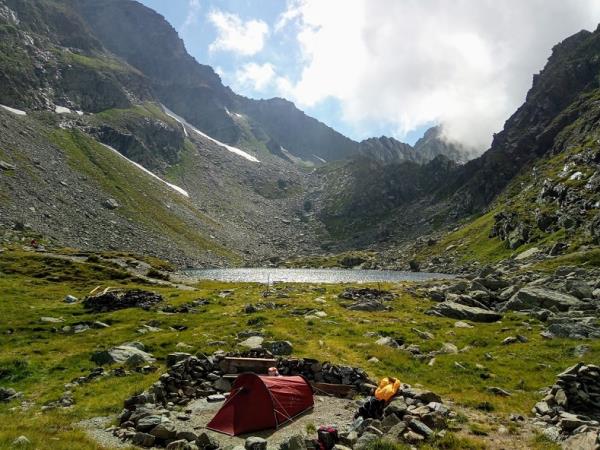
207,374,314,436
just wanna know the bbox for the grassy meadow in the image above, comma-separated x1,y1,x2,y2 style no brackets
1,248,597,449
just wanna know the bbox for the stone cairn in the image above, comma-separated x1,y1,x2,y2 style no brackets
534,363,600,447
83,289,163,312
337,386,454,449
113,350,378,448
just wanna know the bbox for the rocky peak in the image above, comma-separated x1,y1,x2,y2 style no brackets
358,126,469,165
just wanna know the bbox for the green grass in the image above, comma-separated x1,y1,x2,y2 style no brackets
61,51,140,75
1,249,598,448
417,210,513,264
96,103,180,129
530,248,600,271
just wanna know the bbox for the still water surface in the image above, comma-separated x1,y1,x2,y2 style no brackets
186,268,454,284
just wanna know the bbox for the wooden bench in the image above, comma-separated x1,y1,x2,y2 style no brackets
219,357,356,398
311,382,356,398
219,357,277,376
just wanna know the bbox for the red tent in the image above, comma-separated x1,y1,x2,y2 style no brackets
207,374,314,436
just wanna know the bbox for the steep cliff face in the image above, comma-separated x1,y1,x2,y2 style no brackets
68,0,357,163
444,28,600,213
317,25,600,254
0,0,152,111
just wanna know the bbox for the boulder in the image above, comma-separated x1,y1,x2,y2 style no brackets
83,289,162,312
103,198,120,209
91,344,155,366
501,287,582,312
346,300,390,312
428,301,502,322
562,430,599,450
565,279,593,299
376,336,400,348
150,422,177,440
11,436,30,447
239,336,264,349
263,340,293,356
136,415,164,432
132,432,155,447
196,432,219,450
167,352,192,367
353,432,379,450
245,436,267,450
402,388,442,404
280,434,307,450
0,387,20,402
408,419,433,437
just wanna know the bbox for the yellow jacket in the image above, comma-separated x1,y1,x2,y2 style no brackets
375,377,401,401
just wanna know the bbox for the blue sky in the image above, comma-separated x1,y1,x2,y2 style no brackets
137,0,600,151
137,0,427,144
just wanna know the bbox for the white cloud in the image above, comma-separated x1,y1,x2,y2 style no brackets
181,0,201,32
235,62,276,91
231,62,296,99
276,0,600,151
208,10,269,56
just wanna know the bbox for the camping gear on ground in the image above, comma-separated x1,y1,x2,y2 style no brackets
374,376,401,401
317,426,338,450
354,396,385,420
207,373,314,436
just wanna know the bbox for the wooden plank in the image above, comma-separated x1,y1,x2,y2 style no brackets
221,357,277,374
225,357,277,366
311,382,356,397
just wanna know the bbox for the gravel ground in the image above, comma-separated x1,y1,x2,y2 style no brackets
78,416,131,449
180,395,357,447
80,395,357,449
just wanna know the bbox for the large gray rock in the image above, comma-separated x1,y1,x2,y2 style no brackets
562,430,599,450
91,344,155,366
245,436,267,450
279,434,307,450
346,300,390,312
132,432,155,447
565,279,593,299
502,287,582,312
150,422,177,440
428,301,502,323
353,432,379,450
263,340,293,356
239,336,264,349
11,436,30,447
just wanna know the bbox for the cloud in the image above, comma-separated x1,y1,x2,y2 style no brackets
235,62,276,91
276,0,600,151
181,0,201,32
231,62,295,99
208,10,269,56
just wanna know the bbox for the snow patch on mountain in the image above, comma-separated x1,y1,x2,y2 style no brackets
0,104,27,115
99,142,189,197
55,106,71,114
162,105,259,163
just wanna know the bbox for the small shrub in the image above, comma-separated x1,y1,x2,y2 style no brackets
86,254,101,263
147,268,170,281
469,423,490,436
0,359,32,382
247,316,266,326
475,401,495,412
